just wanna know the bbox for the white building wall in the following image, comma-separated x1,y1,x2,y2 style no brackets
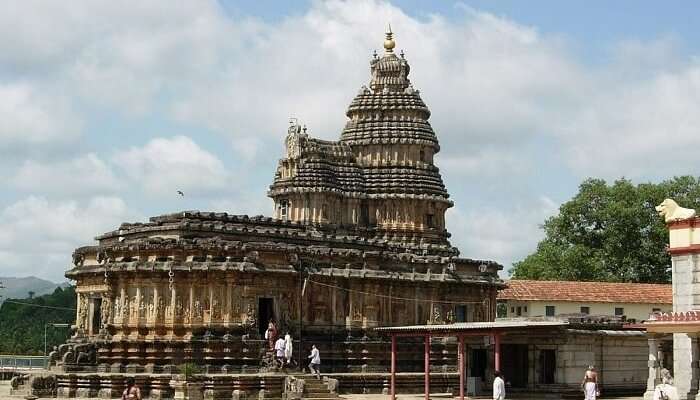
503,300,671,321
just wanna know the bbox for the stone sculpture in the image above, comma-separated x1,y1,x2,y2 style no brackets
656,199,696,222
653,368,678,400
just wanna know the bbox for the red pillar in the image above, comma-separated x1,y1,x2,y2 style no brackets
494,332,501,372
424,334,430,400
391,334,397,400
458,335,465,400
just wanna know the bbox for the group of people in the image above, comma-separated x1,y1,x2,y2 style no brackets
492,365,600,400
265,321,322,379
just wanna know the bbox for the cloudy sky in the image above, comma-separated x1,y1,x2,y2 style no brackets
2,0,700,282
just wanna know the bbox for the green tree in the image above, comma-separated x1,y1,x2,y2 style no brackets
0,286,76,354
511,176,700,283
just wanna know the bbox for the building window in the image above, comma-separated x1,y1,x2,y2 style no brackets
278,199,289,219
652,308,661,313
511,307,515,313
419,149,425,162
580,306,590,315
455,305,467,322
524,306,528,312
516,306,522,317
545,306,556,317
615,307,624,316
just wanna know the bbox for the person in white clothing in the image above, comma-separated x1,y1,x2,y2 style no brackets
493,370,505,400
284,332,294,365
274,337,286,369
308,344,321,379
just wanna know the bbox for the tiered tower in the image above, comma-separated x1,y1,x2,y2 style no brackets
269,28,452,247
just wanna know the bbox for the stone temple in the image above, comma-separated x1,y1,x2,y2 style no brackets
52,30,504,398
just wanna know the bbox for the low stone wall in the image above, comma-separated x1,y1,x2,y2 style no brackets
52,372,458,399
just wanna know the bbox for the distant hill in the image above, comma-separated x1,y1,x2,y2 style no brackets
0,285,76,355
0,276,70,304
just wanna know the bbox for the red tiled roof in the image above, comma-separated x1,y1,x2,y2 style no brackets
497,280,672,304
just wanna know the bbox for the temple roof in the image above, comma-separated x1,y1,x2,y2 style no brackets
497,279,672,305
271,29,450,203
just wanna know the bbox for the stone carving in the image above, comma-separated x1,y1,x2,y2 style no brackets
76,296,88,331
72,252,85,267
122,297,130,318
656,199,696,222
654,368,678,400
445,309,455,324
101,296,112,328
47,346,60,367
431,306,442,324
157,297,165,320
245,303,257,329
286,122,305,159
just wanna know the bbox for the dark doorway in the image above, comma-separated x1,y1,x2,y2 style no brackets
538,349,556,384
91,298,102,334
502,344,529,388
469,348,488,382
360,201,369,227
258,298,275,336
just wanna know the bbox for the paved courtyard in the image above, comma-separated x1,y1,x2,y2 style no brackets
0,382,645,400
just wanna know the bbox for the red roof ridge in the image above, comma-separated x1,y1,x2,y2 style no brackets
497,279,672,304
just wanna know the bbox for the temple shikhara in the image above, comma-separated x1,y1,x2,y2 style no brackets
48,30,504,398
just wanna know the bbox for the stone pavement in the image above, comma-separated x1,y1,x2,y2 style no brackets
0,383,643,400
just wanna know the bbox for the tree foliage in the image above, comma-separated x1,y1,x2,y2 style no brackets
0,286,76,355
511,176,700,283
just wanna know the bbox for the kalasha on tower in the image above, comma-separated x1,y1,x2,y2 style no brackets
54,30,504,398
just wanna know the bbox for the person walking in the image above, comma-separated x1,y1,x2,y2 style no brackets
493,370,505,400
582,366,598,400
284,332,294,365
308,344,321,380
122,377,141,400
274,336,287,369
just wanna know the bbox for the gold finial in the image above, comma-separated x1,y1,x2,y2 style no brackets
384,24,395,53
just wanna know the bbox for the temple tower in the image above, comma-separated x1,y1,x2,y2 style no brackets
269,28,452,247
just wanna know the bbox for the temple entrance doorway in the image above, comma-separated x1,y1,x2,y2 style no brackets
501,344,528,388
469,348,487,381
91,298,102,335
538,349,556,384
258,297,275,336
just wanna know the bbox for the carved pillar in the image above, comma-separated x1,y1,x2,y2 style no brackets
208,283,214,324
693,335,700,398
188,284,194,324
644,335,660,400
170,284,177,321
226,281,232,324
152,283,159,324
135,285,141,323
118,286,126,324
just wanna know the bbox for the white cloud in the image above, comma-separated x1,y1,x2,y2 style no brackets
0,83,81,146
11,153,121,196
113,135,229,196
447,196,557,275
3,0,700,280
0,196,136,281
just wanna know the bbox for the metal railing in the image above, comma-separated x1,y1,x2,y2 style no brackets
0,355,46,370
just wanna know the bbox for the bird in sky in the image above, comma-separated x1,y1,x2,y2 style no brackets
177,190,184,197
